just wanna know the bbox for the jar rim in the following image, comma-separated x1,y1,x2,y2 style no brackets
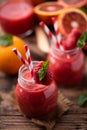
18,61,52,90
18,61,39,83
51,42,81,53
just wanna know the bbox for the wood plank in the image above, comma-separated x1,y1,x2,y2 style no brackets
1,114,87,130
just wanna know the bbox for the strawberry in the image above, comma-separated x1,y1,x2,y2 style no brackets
63,28,81,50
33,61,53,85
72,28,82,41
63,37,76,50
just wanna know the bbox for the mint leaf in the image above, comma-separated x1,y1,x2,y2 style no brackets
77,40,85,48
0,34,13,46
80,7,87,14
39,61,49,81
77,93,87,107
77,31,87,48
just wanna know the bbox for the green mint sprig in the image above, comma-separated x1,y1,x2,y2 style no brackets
77,31,87,48
77,93,87,107
0,34,13,46
39,61,49,81
80,7,87,14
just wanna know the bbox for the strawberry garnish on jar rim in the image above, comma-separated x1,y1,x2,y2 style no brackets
33,61,53,85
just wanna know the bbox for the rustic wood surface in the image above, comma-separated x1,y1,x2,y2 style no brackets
0,0,87,130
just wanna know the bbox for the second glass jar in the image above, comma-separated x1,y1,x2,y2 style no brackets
47,42,85,86
16,61,58,118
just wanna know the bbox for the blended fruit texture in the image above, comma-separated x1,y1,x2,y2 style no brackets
47,49,85,86
0,1,34,35
16,73,58,118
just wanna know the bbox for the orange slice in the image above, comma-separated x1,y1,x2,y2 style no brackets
34,2,66,25
58,8,87,37
58,0,87,8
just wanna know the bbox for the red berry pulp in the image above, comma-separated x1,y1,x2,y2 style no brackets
0,1,34,35
16,64,58,118
47,45,85,86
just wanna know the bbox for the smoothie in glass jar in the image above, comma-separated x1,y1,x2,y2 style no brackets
47,27,85,86
0,1,34,36
16,61,58,118
47,44,85,86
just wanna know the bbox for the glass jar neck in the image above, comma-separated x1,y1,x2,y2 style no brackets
18,64,34,89
50,42,81,59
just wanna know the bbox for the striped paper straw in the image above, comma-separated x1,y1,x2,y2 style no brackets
52,17,64,50
12,48,28,66
40,21,56,44
24,44,33,75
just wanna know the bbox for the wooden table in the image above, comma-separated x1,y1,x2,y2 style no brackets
0,32,87,130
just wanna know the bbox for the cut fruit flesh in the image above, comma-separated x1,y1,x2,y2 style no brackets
58,8,87,37
34,2,66,25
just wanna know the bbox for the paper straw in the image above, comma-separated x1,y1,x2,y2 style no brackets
52,17,70,59
40,21,56,44
52,17,64,50
24,44,33,75
12,47,35,79
12,48,28,66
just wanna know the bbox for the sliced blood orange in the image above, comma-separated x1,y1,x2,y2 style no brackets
58,0,87,8
34,2,66,25
58,8,87,37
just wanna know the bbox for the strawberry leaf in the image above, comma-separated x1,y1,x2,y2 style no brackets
39,61,49,81
77,31,87,48
0,34,13,46
77,93,87,107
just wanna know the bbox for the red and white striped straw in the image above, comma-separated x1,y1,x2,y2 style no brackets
24,44,33,75
12,48,28,66
40,21,56,43
52,17,64,50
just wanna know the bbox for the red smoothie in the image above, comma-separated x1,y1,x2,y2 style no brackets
16,63,58,118
0,1,34,36
47,43,85,86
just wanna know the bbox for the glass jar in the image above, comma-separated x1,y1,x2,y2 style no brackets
0,0,35,37
16,61,58,118
47,42,85,86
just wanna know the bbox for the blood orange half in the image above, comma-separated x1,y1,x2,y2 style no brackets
58,8,87,37
58,0,87,8
34,2,66,25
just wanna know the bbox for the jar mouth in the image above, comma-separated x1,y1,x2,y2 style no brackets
18,61,39,83
18,61,49,90
51,42,81,54
18,61,51,90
